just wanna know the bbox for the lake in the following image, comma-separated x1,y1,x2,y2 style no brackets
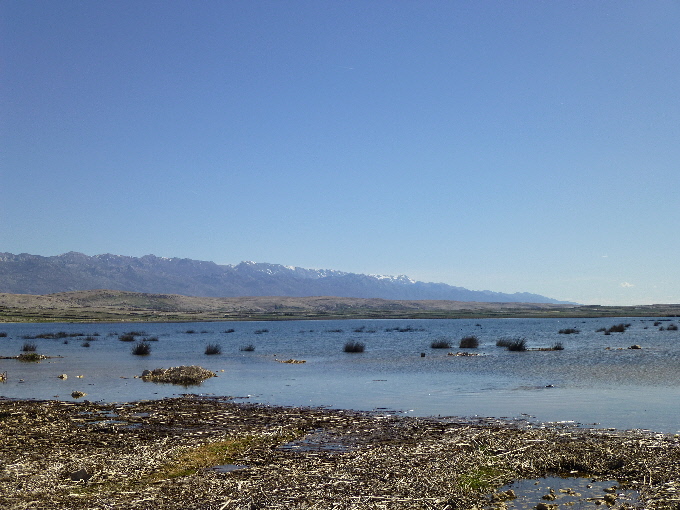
1,317,679,433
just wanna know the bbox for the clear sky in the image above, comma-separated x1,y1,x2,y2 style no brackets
2,1,679,305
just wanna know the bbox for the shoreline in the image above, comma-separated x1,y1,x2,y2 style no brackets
1,395,679,509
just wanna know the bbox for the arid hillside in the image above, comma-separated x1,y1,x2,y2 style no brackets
1,290,678,322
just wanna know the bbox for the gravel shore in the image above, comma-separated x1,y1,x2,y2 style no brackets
1,396,678,509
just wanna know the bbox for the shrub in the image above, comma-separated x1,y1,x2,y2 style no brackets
131,341,151,355
506,338,527,351
459,335,479,349
430,339,451,349
240,344,255,352
558,328,579,334
21,342,37,352
344,341,365,353
205,343,222,355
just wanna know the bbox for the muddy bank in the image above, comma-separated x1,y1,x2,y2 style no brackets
1,396,678,509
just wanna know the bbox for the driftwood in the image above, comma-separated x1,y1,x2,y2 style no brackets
0,396,678,509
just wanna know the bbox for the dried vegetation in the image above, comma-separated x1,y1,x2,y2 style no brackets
0,396,679,509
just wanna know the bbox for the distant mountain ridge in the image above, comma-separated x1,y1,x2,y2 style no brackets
0,252,568,303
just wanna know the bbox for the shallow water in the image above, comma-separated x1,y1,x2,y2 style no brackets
1,317,679,433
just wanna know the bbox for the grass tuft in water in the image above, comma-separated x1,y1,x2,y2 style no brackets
459,335,479,348
205,343,222,355
343,341,365,353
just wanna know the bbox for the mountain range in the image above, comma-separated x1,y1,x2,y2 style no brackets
0,252,568,304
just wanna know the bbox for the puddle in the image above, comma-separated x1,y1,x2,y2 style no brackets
278,428,354,453
209,464,248,473
487,476,642,509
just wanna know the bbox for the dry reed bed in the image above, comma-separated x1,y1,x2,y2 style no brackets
0,396,678,509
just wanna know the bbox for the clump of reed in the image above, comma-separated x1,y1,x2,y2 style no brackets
343,341,365,353
558,328,580,334
224,328,236,333
459,335,479,349
500,337,527,351
254,329,269,334
598,323,631,335
131,341,151,356
666,324,678,331
205,343,222,355
81,341,90,348
119,334,136,342
240,344,255,352
0,332,8,338
495,337,513,348
551,342,564,351
21,342,37,352
430,338,451,349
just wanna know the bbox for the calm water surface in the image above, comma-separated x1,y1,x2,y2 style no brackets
1,317,678,433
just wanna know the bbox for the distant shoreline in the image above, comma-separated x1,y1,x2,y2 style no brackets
1,290,679,323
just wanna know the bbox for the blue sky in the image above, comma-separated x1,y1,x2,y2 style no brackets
2,1,679,305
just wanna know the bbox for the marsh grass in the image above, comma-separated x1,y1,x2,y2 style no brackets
506,338,527,351
459,335,479,348
343,341,365,353
21,342,37,352
142,431,301,484
205,343,222,355
599,323,631,334
131,341,151,356
496,337,513,348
